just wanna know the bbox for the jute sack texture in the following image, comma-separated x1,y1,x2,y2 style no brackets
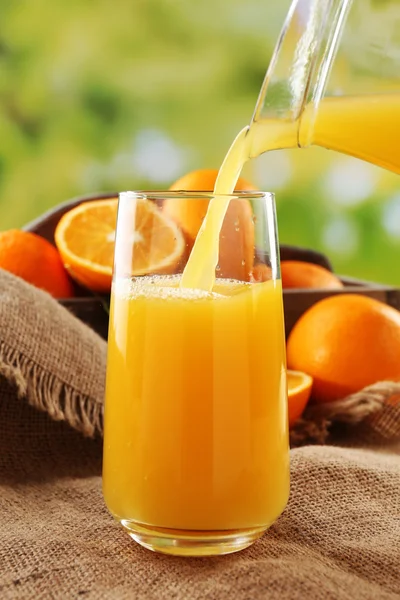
0,268,399,599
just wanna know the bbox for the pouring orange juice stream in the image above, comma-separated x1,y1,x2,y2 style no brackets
181,93,400,291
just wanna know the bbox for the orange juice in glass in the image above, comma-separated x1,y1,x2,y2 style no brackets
103,191,289,556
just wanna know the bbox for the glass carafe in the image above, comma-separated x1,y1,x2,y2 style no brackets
249,0,400,174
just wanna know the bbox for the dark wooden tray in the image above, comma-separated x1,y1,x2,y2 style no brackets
23,193,400,339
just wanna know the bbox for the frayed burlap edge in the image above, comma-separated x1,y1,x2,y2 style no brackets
0,340,103,438
291,381,400,447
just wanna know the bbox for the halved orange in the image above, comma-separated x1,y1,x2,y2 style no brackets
287,370,313,427
54,198,185,292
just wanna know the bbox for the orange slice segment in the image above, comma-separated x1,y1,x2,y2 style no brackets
287,369,313,427
54,198,185,293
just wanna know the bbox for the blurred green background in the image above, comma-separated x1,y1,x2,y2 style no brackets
0,0,399,283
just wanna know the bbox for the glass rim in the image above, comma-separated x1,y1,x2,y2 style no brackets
119,190,275,201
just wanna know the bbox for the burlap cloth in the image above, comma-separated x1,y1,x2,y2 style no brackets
0,269,399,599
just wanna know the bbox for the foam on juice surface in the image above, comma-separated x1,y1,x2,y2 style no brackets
113,275,232,301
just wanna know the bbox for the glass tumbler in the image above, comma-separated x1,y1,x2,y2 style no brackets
102,191,289,556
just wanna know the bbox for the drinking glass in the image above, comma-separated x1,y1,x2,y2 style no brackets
102,191,289,556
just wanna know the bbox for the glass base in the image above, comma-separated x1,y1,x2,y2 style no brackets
120,519,267,556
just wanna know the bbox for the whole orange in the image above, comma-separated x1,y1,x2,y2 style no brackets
287,294,400,403
281,260,343,289
0,229,74,298
166,169,257,281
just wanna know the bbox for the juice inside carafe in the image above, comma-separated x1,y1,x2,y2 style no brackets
181,92,400,291
252,94,400,174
